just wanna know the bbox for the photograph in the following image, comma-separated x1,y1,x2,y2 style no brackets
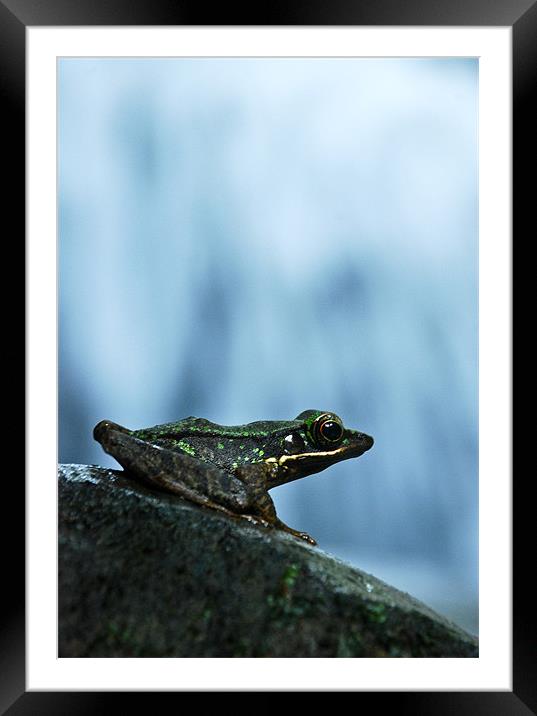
57,55,479,658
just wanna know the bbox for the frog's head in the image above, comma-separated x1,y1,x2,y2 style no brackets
265,409,374,487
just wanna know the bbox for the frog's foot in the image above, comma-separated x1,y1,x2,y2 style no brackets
234,513,273,530
233,513,316,545
274,519,317,546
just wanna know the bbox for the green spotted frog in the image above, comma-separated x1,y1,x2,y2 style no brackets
93,410,373,546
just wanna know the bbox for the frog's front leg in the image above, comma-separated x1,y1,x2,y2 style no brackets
235,463,317,546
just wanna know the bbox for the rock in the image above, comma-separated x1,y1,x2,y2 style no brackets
58,464,478,658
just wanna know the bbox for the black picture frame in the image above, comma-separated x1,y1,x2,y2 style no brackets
8,0,528,711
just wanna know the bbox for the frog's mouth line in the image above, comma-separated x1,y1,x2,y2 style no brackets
275,446,368,466
264,440,373,483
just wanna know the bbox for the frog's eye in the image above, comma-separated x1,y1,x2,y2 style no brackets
313,415,344,446
283,433,306,455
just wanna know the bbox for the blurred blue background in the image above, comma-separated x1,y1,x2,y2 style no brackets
59,58,478,634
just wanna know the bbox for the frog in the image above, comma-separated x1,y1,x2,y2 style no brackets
93,409,373,546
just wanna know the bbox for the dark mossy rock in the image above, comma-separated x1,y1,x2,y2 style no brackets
58,464,478,658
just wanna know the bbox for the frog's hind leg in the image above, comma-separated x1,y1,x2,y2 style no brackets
95,425,251,516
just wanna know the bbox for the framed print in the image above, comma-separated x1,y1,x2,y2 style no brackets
6,0,530,711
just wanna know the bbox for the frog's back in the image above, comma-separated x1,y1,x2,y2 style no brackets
132,416,300,475
133,416,215,440
134,416,299,438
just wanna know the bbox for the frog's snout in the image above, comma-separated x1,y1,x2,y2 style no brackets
359,432,374,452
